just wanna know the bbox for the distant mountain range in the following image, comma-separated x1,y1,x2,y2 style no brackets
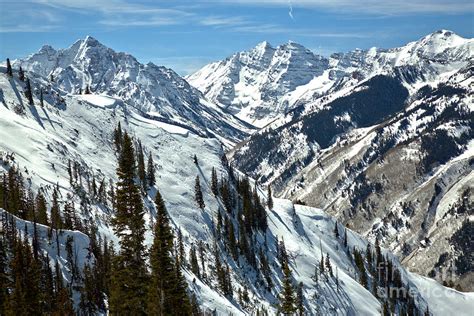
188,29,472,128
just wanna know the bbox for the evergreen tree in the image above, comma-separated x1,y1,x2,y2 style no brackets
190,293,201,315
148,190,191,314
211,167,218,196
326,253,333,277
39,89,44,107
198,240,206,279
8,236,42,315
18,66,25,81
0,236,8,313
334,221,339,238
35,190,48,226
190,244,200,278
50,188,62,232
25,78,34,105
267,185,273,210
136,140,146,190
109,132,148,315
296,282,304,316
177,228,185,266
279,262,296,315
146,152,156,186
343,228,348,248
320,255,325,275
194,176,205,209
6,58,12,76
113,122,123,153
84,85,91,94
172,257,192,314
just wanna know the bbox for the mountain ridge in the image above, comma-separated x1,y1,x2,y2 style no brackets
187,29,473,127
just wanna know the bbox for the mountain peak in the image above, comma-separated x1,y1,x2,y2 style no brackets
255,40,272,50
283,40,308,50
419,29,467,45
38,44,57,55
82,35,101,46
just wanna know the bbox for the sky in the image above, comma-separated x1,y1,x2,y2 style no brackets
0,0,473,75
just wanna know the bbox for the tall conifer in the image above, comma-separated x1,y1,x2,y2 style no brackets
110,132,147,314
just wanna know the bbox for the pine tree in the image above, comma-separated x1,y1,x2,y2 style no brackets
146,152,156,186
296,282,304,316
8,236,42,315
50,187,62,232
110,132,148,315
326,253,333,277
343,228,348,247
279,262,296,314
198,240,206,279
6,58,12,76
211,167,218,196
113,122,123,153
267,185,273,210
39,89,44,107
35,190,48,226
84,85,90,94
334,221,339,238
172,257,192,314
63,200,75,230
25,78,34,105
148,190,191,314
320,255,325,275
0,235,9,313
190,293,201,315
18,66,25,81
136,140,146,190
190,244,200,278
194,176,205,209
177,228,185,266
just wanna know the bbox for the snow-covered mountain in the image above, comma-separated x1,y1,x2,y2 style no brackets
1,31,473,315
188,30,473,127
186,41,329,127
13,36,254,145
229,36,474,290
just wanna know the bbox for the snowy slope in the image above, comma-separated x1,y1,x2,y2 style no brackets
1,64,473,314
13,36,254,145
267,63,474,290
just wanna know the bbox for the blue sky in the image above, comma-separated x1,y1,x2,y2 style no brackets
0,0,473,75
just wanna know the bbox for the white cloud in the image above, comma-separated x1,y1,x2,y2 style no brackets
209,0,474,15
200,16,249,27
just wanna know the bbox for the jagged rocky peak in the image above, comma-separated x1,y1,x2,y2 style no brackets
252,40,274,53
12,36,253,142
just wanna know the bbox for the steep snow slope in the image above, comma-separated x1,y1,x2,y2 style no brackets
274,63,474,290
188,30,473,128
13,36,254,145
1,66,473,314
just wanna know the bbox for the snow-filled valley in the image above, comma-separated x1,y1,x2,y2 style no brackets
0,30,473,315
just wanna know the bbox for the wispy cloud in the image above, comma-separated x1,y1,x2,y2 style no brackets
200,16,249,27
0,25,58,33
209,0,474,15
